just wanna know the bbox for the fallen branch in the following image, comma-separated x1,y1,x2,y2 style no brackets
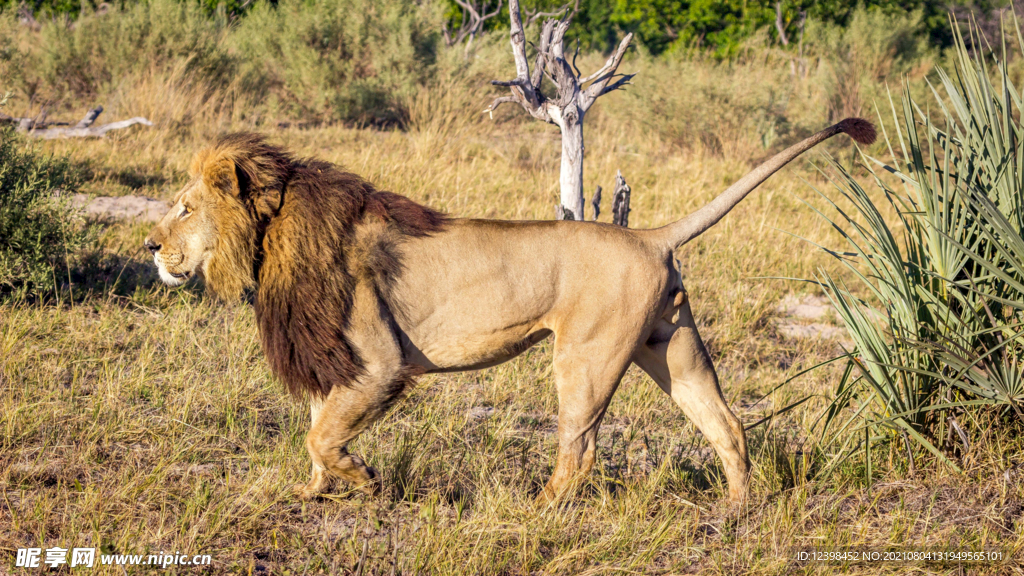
0,106,153,139
31,117,153,139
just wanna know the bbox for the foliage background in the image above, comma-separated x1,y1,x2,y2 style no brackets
6,0,1019,56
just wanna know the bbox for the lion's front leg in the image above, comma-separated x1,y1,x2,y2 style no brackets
293,396,336,500
292,282,412,501
294,370,404,500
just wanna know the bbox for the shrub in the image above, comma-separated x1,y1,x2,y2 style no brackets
0,127,87,298
804,7,933,122
231,0,441,126
607,34,799,155
0,0,441,127
809,22,1024,471
3,0,234,103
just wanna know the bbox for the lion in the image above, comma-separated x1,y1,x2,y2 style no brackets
145,118,874,503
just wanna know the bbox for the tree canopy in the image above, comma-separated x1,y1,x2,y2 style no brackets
454,0,1009,56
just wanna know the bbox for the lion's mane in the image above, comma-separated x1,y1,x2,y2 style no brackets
195,133,445,398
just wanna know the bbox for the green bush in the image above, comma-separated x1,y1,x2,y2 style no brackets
0,127,88,298
232,0,441,125
0,0,441,126
808,21,1024,471
803,7,932,122
26,0,234,99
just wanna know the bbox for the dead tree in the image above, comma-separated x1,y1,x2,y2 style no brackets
443,0,503,56
486,0,634,221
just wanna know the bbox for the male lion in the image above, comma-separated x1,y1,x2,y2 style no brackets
145,118,874,502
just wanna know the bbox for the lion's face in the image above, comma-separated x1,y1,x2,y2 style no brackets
145,179,221,287
145,135,298,299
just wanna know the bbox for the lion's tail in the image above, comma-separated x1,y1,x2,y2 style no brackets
652,118,876,250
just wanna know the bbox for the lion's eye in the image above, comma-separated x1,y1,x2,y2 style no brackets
180,205,193,218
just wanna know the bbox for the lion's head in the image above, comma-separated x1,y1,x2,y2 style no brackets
145,134,291,299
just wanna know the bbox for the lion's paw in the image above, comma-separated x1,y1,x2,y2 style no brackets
292,482,320,501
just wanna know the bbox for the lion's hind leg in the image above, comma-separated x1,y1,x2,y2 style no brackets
632,300,750,502
540,330,638,503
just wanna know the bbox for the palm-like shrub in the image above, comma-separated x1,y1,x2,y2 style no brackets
810,22,1024,470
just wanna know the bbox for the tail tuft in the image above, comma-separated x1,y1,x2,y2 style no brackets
837,117,876,145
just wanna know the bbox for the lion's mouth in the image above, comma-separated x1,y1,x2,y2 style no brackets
169,271,191,280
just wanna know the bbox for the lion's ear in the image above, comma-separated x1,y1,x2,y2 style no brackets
195,151,243,197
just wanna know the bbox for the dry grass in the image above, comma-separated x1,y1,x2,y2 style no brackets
2,28,1024,575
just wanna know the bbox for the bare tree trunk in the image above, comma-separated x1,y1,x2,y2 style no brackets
775,2,789,46
555,108,585,220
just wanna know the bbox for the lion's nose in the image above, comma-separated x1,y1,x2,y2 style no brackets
144,238,161,254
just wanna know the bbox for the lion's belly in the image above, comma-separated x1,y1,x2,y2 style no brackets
397,293,555,371
403,326,552,372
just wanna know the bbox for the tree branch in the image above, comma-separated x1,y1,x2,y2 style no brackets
75,106,103,129
488,0,552,121
580,32,633,110
531,20,556,89
549,19,571,61
571,39,582,79
445,0,503,49
483,96,518,117
507,0,531,81
579,33,632,85
523,0,578,28
454,0,482,26
598,73,635,96
481,0,502,20
491,78,526,87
